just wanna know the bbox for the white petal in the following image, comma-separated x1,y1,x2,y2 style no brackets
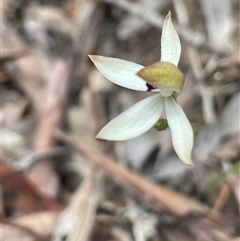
96,94,164,141
161,12,181,66
165,97,194,166
89,55,148,91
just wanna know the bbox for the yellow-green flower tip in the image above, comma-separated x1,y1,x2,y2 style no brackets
137,62,184,93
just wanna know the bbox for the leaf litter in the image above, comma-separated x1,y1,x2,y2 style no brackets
1,0,239,240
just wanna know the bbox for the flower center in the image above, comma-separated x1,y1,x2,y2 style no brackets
146,83,157,91
161,90,173,97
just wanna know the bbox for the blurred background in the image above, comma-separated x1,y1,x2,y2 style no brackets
1,0,239,240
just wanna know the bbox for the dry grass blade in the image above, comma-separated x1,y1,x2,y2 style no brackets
117,0,169,40
54,129,209,217
103,0,209,50
198,0,234,51
67,173,100,241
34,59,70,150
52,172,100,241
27,60,70,198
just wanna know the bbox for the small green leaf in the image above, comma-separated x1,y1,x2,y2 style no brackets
154,118,168,131
205,161,240,190
137,62,184,93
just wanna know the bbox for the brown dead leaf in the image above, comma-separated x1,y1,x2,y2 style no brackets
2,211,58,241
2,223,39,241
0,158,62,215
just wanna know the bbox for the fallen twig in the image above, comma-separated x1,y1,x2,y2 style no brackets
103,0,211,50
54,129,209,217
0,47,34,62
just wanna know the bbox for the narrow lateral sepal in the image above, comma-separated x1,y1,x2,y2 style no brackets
165,96,194,166
96,94,164,141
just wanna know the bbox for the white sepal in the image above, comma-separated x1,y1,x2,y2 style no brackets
96,94,164,141
161,12,181,66
89,55,148,91
165,96,194,166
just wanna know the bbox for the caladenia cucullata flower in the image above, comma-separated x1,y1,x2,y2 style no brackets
89,12,194,166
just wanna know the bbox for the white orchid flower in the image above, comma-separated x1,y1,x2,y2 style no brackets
89,12,194,166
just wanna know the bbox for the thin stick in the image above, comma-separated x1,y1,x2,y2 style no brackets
207,184,231,222
54,129,209,217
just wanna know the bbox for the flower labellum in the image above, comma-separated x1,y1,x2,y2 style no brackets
137,62,184,94
89,11,194,166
